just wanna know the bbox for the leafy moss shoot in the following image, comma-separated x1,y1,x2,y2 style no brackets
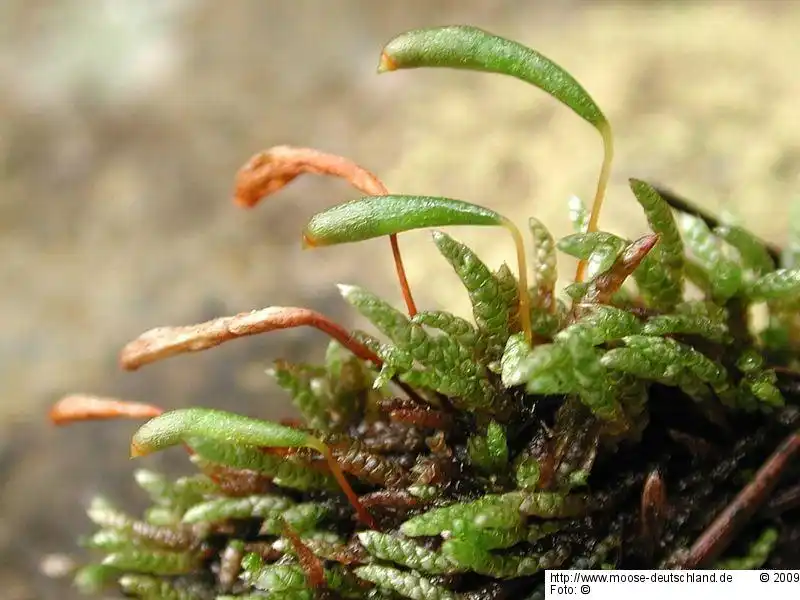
51,25,800,600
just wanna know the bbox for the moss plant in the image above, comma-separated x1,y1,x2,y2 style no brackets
51,25,800,599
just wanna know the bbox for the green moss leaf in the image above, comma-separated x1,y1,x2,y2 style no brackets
715,224,775,276
182,495,294,524
441,539,568,577
400,493,524,537
748,269,800,301
358,531,459,574
468,421,509,472
529,217,558,301
354,564,456,600
340,283,496,410
679,213,742,301
629,180,684,309
432,230,516,354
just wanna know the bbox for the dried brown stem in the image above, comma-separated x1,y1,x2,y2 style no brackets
681,431,800,568
120,306,382,370
281,522,325,588
233,145,418,315
316,444,378,530
49,394,163,425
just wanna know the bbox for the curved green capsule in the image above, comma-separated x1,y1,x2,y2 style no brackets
557,231,627,281
302,195,504,247
131,408,314,457
379,25,613,254
305,195,532,342
379,26,606,130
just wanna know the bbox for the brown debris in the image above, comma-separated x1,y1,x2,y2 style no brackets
681,431,800,568
764,482,800,517
640,469,668,557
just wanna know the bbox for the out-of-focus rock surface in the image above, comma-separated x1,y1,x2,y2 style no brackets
1,1,798,597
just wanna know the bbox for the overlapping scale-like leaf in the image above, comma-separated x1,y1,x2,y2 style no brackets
340,283,497,410
629,180,684,310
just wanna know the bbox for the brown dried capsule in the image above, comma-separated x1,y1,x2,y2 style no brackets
120,307,382,371
49,394,163,424
232,145,417,315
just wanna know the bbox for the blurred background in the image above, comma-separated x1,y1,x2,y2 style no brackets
1,0,799,597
